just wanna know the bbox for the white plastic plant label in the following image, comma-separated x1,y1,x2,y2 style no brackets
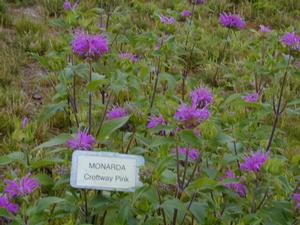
70,150,145,192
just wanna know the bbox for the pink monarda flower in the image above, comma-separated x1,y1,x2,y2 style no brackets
119,52,138,62
71,34,109,61
259,25,271,33
64,0,78,10
21,117,29,129
243,92,259,102
281,32,300,51
172,147,199,160
195,0,206,4
107,105,128,120
296,61,300,69
190,87,214,109
223,170,247,197
292,193,300,208
159,15,176,24
174,104,210,129
147,114,166,129
0,196,19,214
66,130,96,150
181,10,191,17
4,174,39,198
63,0,72,10
240,151,268,172
219,12,245,29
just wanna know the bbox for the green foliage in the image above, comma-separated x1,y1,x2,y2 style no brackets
1,0,300,224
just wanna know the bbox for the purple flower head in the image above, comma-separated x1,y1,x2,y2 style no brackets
172,147,199,160
4,174,39,198
64,0,78,10
66,130,96,150
292,193,300,208
224,169,235,178
21,117,29,129
71,34,109,61
243,92,259,102
219,12,245,29
240,151,268,172
147,114,166,129
63,0,72,10
259,25,271,33
107,105,128,120
223,170,247,197
159,15,176,24
3,180,19,199
0,196,19,214
195,0,206,4
19,174,39,195
281,32,300,51
190,87,213,108
296,61,300,69
174,104,210,129
119,52,138,62
181,10,191,17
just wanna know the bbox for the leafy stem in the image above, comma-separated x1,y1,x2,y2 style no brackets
172,146,201,224
96,91,113,137
266,53,292,152
88,62,93,134
251,179,259,213
157,188,167,225
150,57,161,109
72,73,80,127
181,1,196,101
212,28,231,86
233,140,241,176
83,189,89,223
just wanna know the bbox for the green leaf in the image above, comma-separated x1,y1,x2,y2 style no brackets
110,70,128,94
0,151,26,166
97,116,130,141
216,132,234,145
221,93,241,107
150,136,174,148
0,208,12,219
190,202,208,224
159,72,177,92
156,156,174,175
144,218,163,225
34,133,71,150
161,198,187,221
161,198,187,212
35,173,54,187
35,197,66,213
73,63,89,78
223,153,238,164
117,200,130,224
178,129,202,147
189,177,219,190
38,101,67,122
87,79,108,91
30,157,65,169
49,18,67,28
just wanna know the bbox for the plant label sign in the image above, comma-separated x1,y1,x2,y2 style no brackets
70,150,145,192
